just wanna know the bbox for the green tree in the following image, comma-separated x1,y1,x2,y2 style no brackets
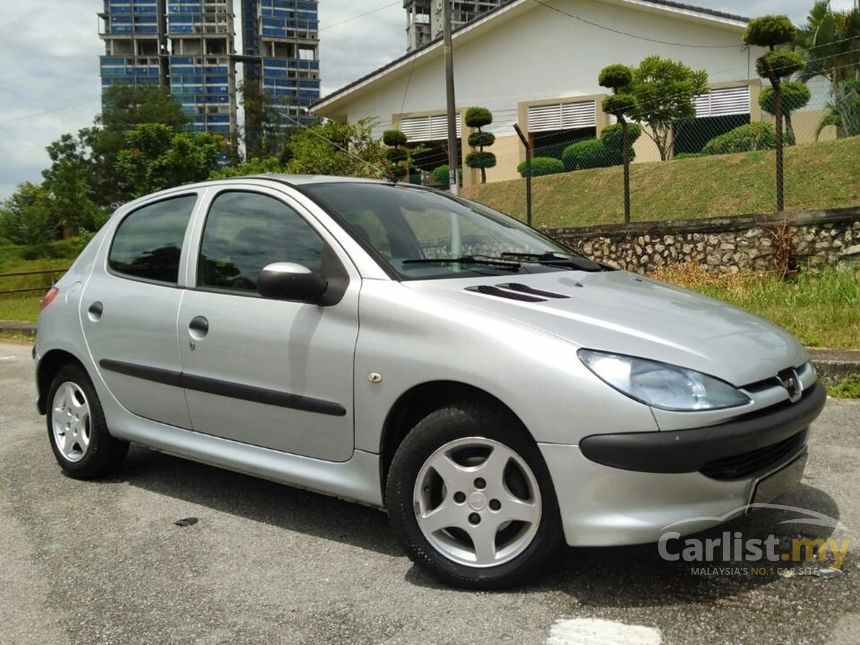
44,84,194,208
464,107,496,184
210,156,286,179
758,82,811,143
284,119,388,178
115,124,227,198
599,64,636,222
629,56,709,161
0,183,56,246
744,14,805,212
241,79,286,160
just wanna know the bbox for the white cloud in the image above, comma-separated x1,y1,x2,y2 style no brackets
0,0,854,199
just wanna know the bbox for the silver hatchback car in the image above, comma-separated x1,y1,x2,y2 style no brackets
35,176,825,588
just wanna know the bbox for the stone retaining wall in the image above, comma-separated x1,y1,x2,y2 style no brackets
542,207,860,273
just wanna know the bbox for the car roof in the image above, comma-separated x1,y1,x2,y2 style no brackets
249,174,389,186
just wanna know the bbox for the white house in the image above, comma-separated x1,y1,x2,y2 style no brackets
311,0,830,188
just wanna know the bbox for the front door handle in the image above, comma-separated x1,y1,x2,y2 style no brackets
189,316,209,338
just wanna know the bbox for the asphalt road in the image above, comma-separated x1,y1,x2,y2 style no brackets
1,341,858,645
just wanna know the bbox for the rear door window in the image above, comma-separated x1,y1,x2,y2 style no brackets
108,195,197,285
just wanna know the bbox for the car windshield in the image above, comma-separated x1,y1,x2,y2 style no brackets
303,182,593,280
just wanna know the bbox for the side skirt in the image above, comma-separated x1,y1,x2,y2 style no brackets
109,414,384,509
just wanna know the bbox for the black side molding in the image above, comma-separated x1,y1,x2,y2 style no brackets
99,359,346,417
579,382,826,474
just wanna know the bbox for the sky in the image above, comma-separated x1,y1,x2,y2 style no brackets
0,0,853,200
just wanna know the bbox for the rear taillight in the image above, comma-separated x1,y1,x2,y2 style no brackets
40,287,59,311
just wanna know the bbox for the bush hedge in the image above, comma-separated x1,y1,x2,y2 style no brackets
702,122,776,155
517,157,565,177
600,122,642,150
562,139,623,170
433,165,450,188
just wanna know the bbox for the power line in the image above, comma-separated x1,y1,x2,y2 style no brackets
530,0,745,49
320,1,401,32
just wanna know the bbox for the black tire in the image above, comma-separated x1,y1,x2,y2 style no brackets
46,364,129,479
386,402,563,590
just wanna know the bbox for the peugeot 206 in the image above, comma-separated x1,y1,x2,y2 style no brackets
35,176,825,588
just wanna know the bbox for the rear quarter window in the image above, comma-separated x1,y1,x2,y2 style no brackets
108,195,197,284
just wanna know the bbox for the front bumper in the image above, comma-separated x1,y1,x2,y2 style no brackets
541,382,825,547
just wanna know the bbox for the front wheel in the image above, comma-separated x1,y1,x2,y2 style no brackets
386,403,563,589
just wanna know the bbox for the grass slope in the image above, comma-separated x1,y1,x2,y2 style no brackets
464,137,860,227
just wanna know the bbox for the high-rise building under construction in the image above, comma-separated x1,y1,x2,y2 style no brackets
98,0,320,136
404,0,507,51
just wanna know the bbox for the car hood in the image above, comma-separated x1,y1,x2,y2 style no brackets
404,269,807,386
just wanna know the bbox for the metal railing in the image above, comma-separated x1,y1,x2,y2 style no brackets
0,268,70,297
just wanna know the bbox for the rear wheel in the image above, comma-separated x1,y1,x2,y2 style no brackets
46,364,128,479
386,402,563,589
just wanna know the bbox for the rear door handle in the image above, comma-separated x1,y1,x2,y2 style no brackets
87,301,103,320
189,316,209,338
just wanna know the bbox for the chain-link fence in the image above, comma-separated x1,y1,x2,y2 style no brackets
491,55,860,228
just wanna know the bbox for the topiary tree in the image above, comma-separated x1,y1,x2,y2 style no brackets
744,14,806,211
382,128,410,181
465,107,496,184
759,82,811,144
599,63,637,222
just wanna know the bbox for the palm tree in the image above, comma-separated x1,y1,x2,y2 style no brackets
798,1,860,136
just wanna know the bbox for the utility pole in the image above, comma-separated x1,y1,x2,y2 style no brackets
442,0,460,195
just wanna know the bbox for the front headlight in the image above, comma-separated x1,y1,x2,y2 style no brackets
578,349,750,411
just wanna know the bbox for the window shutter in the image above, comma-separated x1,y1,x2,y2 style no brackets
528,100,596,133
399,114,460,142
695,86,750,117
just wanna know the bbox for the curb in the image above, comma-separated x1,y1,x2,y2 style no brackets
2,321,858,380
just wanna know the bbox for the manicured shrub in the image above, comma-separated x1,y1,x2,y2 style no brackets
743,15,796,49
465,151,496,169
599,123,642,150
382,129,408,146
464,107,493,128
598,64,633,90
702,122,776,155
432,164,450,188
468,131,496,148
755,50,806,79
517,156,565,177
562,139,621,170
385,147,407,163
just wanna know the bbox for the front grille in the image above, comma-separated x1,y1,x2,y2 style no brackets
700,429,808,480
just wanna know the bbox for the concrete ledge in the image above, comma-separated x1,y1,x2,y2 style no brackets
542,206,860,238
0,321,37,337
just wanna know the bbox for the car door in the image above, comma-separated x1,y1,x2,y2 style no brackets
176,186,359,461
82,193,198,429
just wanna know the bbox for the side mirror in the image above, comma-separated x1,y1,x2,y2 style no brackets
257,263,328,303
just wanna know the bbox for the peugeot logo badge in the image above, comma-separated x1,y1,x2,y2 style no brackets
777,368,803,403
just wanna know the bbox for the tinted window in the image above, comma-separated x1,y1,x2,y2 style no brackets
304,183,570,280
109,195,196,284
198,191,324,293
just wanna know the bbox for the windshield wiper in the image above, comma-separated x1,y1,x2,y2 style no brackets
499,251,606,272
402,255,522,271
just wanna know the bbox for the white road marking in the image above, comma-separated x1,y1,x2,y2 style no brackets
0,356,16,362
547,618,662,645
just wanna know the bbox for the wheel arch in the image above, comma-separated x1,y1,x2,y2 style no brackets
37,349,88,414
379,380,532,496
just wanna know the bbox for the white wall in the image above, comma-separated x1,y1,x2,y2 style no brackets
325,0,759,138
